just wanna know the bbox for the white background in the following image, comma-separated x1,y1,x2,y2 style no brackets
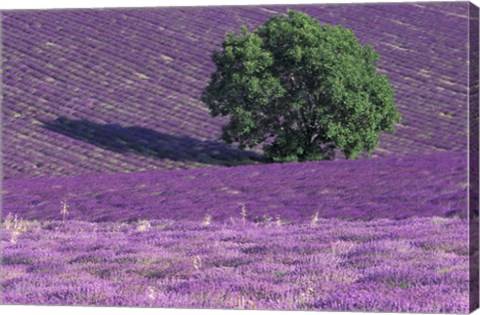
0,0,479,315
0,0,475,10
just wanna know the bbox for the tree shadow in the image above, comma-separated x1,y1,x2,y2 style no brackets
43,117,263,166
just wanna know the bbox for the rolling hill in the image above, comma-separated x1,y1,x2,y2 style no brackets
2,2,471,179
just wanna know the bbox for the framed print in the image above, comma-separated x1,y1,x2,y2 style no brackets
1,0,479,313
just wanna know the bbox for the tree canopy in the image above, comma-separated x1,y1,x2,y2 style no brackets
201,10,401,162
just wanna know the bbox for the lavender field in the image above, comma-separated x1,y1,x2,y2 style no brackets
2,152,468,223
1,217,470,312
1,2,470,178
1,1,477,313
1,151,472,311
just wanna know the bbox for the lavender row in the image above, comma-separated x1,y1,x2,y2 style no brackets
3,152,467,222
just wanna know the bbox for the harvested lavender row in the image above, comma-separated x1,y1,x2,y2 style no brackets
2,2,469,178
3,152,467,222
0,217,469,312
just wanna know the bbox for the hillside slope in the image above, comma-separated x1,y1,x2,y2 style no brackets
2,2,470,178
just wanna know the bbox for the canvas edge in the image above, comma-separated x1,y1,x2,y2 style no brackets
0,8,4,307
469,1,480,313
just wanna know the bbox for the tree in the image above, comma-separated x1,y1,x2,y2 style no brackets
201,10,401,162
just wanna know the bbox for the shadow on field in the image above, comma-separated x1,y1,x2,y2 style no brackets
43,117,263,166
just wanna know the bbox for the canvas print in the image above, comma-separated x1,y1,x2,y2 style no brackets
0,1,479,313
